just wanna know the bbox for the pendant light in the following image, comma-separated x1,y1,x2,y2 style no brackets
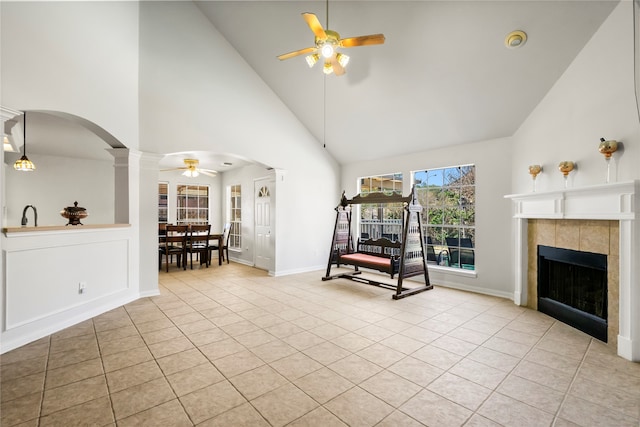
14,112,36,171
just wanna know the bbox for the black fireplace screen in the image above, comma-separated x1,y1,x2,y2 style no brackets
538,245,607,341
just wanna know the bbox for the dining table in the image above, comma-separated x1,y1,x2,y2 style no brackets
159,226,224,267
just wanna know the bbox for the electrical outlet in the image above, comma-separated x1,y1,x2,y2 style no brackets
79,282,87,294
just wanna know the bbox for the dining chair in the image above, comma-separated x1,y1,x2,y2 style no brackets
210,222,231,265
187,224,211,269
159,225,188,272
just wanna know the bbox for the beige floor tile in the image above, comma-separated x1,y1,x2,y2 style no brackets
199,337,245,361
44,358,104,390
375,410,425,427
134,317,175,333
0,392,42,426
303,341,351,365
427,372,491,411
220,320,261,337
264,321,307,338
467,347,520,372
309,323,349,340
464,414,504,427
283,331,327,350
49,332,97,355
102,346,154,373
270,352,323,380
287,406,348,427
512,362,572,396
378,334,425,354
250,313,287,328
324,386,394,426
535,337,588,361
354,324,396,342
448,326,492,345
198,402,270,426
493,327,540,346
360,370,421,407
171,311,207,326
180,380,246,424
213,349,265,377
411,344,463,370
41,375,108,416
559,395,638,427
96,325,140,344
156,348,208,376
229,365,289,400
110,377,176,420
569,376,640,419
478,392,554,427
524,348,581,376
482,336,532,358
148,336,195,359
497,375,564,414
99,335,147,357
251,383,318,427
1,372,45,404
117,398,191,427
185,327,230,347
331,332,376,352
50,321,93,341
178,318,216,335
39,396,113,427
294,367,354,404
449,358,508,389
250,338,298,363
234,329,278,348
400,388,472,427
356,343,406,368
577,361,640,390
140,325,185,345
387,356,444,387
327,354,383,384
374,317,414,333
167,362,225,397
106,359,163,393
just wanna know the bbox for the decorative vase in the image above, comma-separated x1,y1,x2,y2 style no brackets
598,138,618,183
558,161,575,188
60,201,88,226
528,165,542,192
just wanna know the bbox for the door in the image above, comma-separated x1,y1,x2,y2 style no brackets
254,179,274,271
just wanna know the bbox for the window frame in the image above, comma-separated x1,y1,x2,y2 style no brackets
176,184,210,225
228,184,242,249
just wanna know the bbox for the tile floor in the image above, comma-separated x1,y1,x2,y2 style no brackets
1,263,639,426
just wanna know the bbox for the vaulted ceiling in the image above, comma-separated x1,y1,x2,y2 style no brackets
196,0,619,165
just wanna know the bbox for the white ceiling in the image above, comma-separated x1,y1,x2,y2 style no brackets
196,0,619,164
4,1,619,170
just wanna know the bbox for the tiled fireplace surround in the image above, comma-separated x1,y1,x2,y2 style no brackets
506,181,640,361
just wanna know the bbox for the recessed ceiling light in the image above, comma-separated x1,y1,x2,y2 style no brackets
222,162,233,166
505,30,527,49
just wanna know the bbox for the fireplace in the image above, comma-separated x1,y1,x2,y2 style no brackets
537,245,607,342
505,180,640,361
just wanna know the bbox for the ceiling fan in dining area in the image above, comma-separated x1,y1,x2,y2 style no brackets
161,158,217,178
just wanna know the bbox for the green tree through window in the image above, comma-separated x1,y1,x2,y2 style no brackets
414,165,475,270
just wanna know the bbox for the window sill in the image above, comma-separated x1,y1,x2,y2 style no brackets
428,264,477,278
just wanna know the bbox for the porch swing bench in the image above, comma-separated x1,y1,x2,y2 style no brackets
322,187,433,299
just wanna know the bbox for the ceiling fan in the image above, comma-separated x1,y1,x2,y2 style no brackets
161,159,217,178
277,12,385,76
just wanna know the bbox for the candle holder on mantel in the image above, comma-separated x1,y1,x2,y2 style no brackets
528,164,542,192
598,137,618,183
558,161,575,189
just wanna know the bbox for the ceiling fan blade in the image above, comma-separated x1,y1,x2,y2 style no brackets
340,34,386,48
277,46,317,61
199,170,217,177
302,13,327,40
160,167,186,172
330,56,345,76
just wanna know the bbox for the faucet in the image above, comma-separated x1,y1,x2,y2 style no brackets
21,205,37,227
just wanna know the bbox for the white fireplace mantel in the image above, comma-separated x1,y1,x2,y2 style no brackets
505,180,640,362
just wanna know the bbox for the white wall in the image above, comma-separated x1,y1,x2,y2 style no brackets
512,1,640,193
138,2,340,275
0,1,140,150
342,137,515,299
4,153,115,226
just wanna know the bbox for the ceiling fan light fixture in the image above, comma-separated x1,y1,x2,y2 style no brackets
182,169,199,178
306,53,320,68
336,52,349,68
14,112,36,172
321,44,334,59
323,61,334,75
505,30,527,49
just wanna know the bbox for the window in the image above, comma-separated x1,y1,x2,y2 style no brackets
158,182,168,223
176,185,209,225
414,165,475,270
229,185,241,249
358,173,403,241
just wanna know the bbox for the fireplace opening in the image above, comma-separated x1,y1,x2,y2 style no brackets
537,245,607,342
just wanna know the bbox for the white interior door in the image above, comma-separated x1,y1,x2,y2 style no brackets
254,179,274,271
